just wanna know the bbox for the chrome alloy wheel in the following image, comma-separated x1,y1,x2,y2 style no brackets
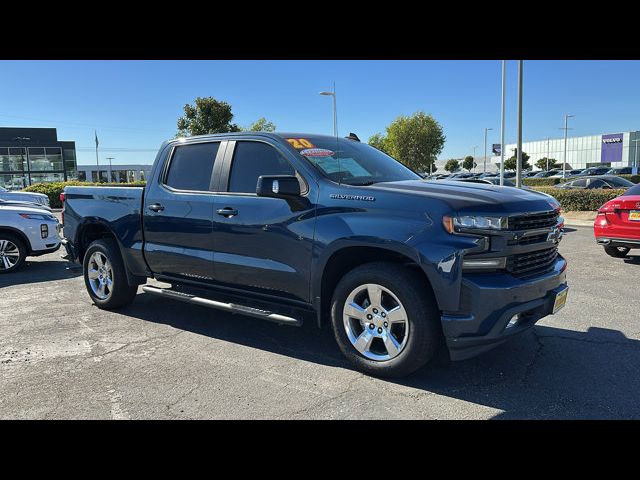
0,239,20,270
342,283,409,361
87,251,113,300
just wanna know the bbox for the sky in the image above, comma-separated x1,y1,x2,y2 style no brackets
1,60,640,166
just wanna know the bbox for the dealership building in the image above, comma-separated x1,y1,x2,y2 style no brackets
76,164,152,183
0,127,78,190
492,130,640,171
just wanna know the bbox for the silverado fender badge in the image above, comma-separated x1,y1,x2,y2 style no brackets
330,194,376,202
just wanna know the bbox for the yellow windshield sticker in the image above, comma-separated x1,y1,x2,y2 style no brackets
286,138,315,149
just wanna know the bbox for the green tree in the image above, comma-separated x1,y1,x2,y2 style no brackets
246,117,276,132
463,155,477,172
367,111,445,172
176,96,240,137
535,157,559,170
368,132,390,155
504,150,531,171
445,159,460,173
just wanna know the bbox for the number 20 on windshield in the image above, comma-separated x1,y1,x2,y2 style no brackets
286,138,315,149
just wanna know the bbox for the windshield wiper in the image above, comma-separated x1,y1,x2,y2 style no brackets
346,180,380,186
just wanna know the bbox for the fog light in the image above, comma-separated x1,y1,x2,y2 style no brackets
462,257,506,270
40,224,48,238
505,315,519,329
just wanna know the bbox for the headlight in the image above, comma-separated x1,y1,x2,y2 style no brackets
18,213,56,221
443,215,507,233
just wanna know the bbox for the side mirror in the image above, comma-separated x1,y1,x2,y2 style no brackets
256,175,301,198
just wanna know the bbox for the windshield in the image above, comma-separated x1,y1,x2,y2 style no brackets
283,136,421,186
606,176,635,187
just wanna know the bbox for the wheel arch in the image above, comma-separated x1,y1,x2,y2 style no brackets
76,219,144,286
0,226,32,253
313,242,438,328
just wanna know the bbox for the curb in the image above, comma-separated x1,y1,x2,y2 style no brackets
563,220,593,227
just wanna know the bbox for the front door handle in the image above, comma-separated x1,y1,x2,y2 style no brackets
147,203,165,212
217,207,238,218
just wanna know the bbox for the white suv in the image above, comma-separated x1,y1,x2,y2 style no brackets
0,204,61,273
0,186,50,207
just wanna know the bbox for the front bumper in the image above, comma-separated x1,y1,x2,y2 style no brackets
442,255,567,361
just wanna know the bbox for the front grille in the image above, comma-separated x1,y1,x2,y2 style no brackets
516,233,548,246
509,210,558,230
506,246,558,279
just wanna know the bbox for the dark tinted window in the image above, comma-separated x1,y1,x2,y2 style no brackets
606,176,635,187
572,179,587,187
229,141,294,193
165,142,219,191
588,179,605,188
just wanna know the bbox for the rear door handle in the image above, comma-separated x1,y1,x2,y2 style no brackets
148,203,165,212
217,207,238,218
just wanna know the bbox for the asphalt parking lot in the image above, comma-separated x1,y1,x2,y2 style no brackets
1,225,639,419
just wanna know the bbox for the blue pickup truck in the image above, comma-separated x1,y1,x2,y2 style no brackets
61,132,568,377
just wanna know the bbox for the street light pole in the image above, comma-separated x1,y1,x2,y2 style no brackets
484,127,493,174
319,82,337,137
561,114,574,179
632,138,640,173
500,60,506,186
546,137,550,171
516,60,523,188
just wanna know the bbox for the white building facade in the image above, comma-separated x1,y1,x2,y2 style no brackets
76,164,152,183
492,130,640,171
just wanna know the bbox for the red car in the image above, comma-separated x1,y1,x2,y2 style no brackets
594,183,640,258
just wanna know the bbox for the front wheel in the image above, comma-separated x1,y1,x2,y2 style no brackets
330,262,441,378
83,238,137,309
0,234,26,274
604,245,630,258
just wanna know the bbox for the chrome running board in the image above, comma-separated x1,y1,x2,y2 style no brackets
141,285,302,326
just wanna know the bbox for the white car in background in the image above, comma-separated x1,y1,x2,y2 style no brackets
0,186,50,208
0,204,61,273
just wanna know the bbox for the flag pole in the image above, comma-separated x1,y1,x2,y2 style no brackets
95,130,99,169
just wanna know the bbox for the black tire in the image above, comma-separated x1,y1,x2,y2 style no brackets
330,262,441,378
0,233,27,274
83,238,137,309
604,245,630,258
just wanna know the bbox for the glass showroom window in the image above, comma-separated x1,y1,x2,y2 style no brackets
6,147,27,171
45,147,63,171
0,173,29,190
63,148,77,173
127,170,136,183
77,171,87,181
28,147,50,171
30,173,64,184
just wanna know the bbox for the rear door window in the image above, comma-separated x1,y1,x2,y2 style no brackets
165,142,220,191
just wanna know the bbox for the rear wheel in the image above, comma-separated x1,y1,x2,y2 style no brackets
604,245,630,258
330,262,441,378
0,234,26,274
83,238,137,309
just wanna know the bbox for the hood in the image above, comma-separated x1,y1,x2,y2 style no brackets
369,180,559,214
0,204,57,216
0,200,52,211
